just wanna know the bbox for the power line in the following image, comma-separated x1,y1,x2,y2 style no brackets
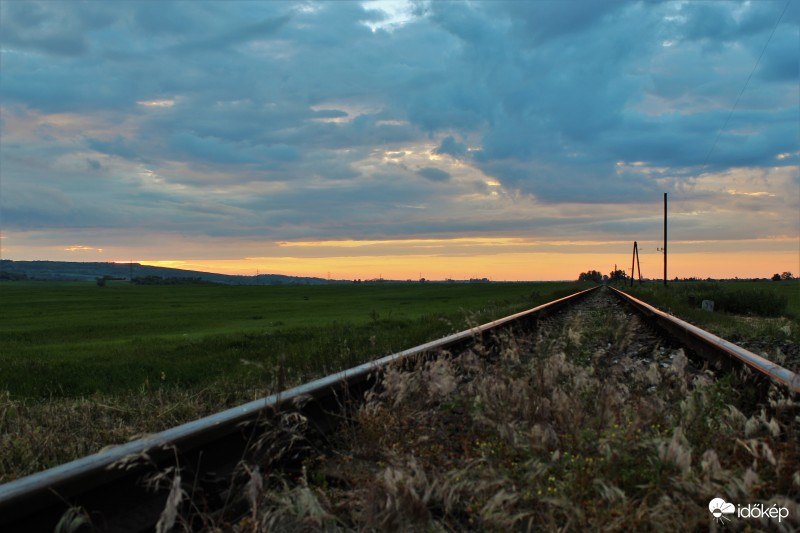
699,0,792,173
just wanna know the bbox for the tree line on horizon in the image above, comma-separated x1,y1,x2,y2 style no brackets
577,270,794,283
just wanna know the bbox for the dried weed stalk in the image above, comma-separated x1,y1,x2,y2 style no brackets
56,292,799,531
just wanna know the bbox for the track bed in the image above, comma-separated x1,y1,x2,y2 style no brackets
2,287,798,531
219,288,800,531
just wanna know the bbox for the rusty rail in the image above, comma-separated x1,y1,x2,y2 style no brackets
0,287,598,532
3,284,795,531
609,286,799,394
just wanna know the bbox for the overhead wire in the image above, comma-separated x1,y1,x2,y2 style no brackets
698,0,793,173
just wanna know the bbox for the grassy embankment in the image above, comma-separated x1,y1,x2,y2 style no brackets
161,287,800,531
0,280,587,481
622,280,799,370
0,281,586,399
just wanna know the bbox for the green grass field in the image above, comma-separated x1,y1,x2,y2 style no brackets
2,280,797,484
0,281,587,399
622,280,800,369
625,279,799,316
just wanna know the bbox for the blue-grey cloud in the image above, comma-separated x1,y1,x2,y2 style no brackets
0,0,797,252
0,1,111,57
417,167,451,182
433,136,467,158
168,131,259,165
87,136,139,160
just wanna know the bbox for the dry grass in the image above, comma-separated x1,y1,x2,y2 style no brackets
0,380,278,483
204,293,799,531
2,283,580,483
51,292,800,531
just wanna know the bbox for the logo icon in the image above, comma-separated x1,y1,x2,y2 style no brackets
709,498,735,524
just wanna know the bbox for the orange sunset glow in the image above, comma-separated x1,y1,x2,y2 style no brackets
126,239,798,282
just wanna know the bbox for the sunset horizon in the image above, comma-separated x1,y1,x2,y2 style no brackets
5,237,798,282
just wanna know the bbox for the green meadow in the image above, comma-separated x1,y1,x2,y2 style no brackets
2,280,796,482
623,280,800,370
624,280,799,328
0,281,586,399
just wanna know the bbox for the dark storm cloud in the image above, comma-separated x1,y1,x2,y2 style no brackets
87,136,139,160
415,0,797,202
168,131,260,164
0,1,111,56
1,0,797,245
170,15,292,55
433,136,467,158
756,27,800,82
496,0,632,45
398,1,661,200
417,167,451,182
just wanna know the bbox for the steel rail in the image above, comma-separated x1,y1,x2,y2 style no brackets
0,286,598,532
609,286,800,394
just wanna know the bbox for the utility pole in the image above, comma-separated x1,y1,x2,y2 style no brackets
630,241,641,286
663,193,668,287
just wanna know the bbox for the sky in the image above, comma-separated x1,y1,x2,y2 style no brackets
1,0,798,281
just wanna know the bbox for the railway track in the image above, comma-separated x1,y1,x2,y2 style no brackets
1,286,797,532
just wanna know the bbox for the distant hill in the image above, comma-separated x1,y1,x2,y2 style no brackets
0,260,337,285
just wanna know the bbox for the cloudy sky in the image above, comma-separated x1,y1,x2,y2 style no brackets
1,0,797,280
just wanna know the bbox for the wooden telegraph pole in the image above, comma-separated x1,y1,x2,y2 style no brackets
663,193,667,287
630,241,642,286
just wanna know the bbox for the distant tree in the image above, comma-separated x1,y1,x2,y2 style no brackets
578,270,602,283
772,273,782,281
781,272,794,280
609,269,629,282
